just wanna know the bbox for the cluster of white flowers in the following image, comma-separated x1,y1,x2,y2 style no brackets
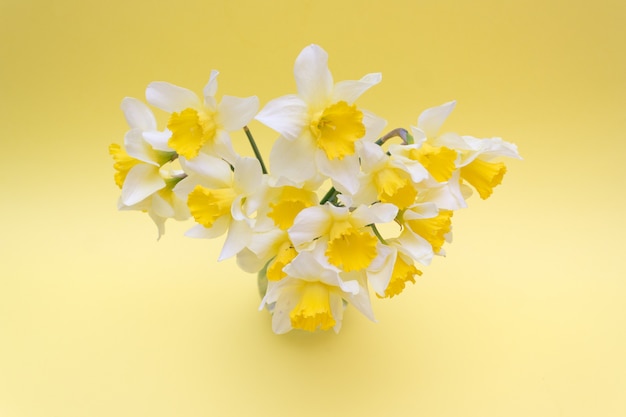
110,44,520,334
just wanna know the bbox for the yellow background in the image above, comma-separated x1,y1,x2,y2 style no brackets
2,0,625,415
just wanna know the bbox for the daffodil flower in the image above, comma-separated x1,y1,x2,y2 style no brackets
367,238,423,298
109,97,189,238
236,182,319,274
354,142,426,209
436,134,521,199
260,250,374,334
256,44,386,194
146,70,259,164
289,203,398,273
397,202,454,264
174,154,265,260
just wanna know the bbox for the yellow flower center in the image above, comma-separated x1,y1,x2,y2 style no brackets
268,186,317,230
167,108,217,159
405,210,453,253
109,143,140,188
289,282,336,332
460,158,507,199
379,256,422,298
326,221,377,272
266,244,298,281
409,143,457,182
310,101,365,160
374,167,417,210
187,184,235,228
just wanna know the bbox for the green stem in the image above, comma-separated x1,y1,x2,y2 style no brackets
375,128,413,146
243,126,268,174
320,187,338,205
369,223,387,245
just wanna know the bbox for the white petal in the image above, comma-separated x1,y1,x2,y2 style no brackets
367,245,395,296
219,220,251,261
236,248,267,274
146,81,201,113
289,205,332,248
185,217,229,239
284,251,339,285
329,294,345,333
316,152,361,195
124,129,161,166
357,141,386,172
121,164,165,206
234,157,263,194
410,126,427,146
148,212,166,240
142,130,172,152
420,175,467,210
396,230,434,265
269,136,317,185
150,192,175,219
203,70,219,99
403,202,439,220
417,100,456,139
294,44,333,109
332,73,382,104
353,203,398,226
218,95,260,131
345,281,376,322
255,95,308,140
121,97,156,131
180,153,232,184
361,109,388,143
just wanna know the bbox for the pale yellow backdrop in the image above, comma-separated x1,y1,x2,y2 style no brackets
1,0,625,416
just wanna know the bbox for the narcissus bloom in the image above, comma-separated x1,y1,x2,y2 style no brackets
260,251,374,334
256,44,386,194
109,97,189,237
174,154,265,260
146,71,259,163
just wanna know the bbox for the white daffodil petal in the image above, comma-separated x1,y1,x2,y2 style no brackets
124,129,160,166
397,229,434,265
316,152,361,195
186,216,230,239
353,203,398,226
146,81,201,113
332,73,382,104
203,70,219,99
234,157,263,194
121,164,165,206
148,211,166,240
269,136,317,185
181,153,233,184
236,248,267,274
403,202,439,220
361,109,388,143
330,294,345,333
357,140,387,172
289,205,332,248
256,95,308,140
418,100,456,139
345,283,376,322
151,192,175,219
121,97,157,131
367,245,396,296
219,220,251,261
142,130,172,152
410,126,428,146
294,44,333,109
218,95,260,131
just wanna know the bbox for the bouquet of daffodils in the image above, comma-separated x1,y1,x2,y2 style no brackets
110,44,520,334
